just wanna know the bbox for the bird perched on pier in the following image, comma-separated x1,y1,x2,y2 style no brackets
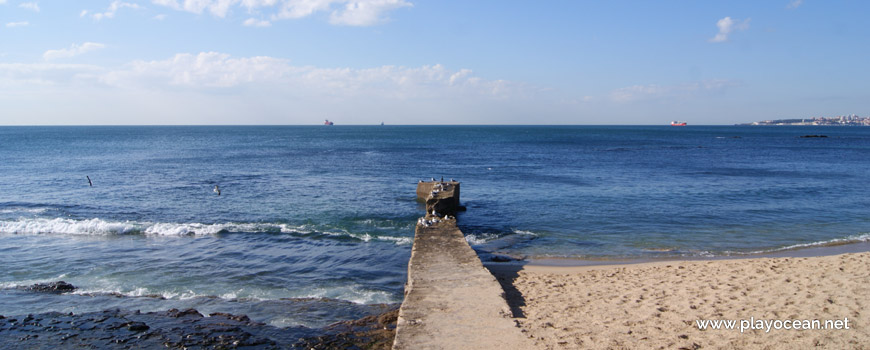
431,177,435,181
214,185,221,196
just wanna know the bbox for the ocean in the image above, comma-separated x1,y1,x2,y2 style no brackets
2,125,869,330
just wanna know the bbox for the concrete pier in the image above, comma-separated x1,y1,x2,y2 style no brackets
392,181,531,349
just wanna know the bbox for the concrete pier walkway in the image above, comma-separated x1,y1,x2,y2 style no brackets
392,181,532,349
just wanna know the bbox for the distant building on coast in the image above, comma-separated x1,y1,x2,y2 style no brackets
739,114,870,126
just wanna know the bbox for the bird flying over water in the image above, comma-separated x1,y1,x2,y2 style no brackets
86,176,92,187
214,185,221,196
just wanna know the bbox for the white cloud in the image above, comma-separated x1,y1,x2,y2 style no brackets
97,52,523,101
787,0,803,9
19,2,39,11
273,0,333,19
151,0,238,17
80,10,88,17
709,16,750,43
0,62,103,86
3,52,540,124
154,14,168,20
329,0,412,26
243,17,271,26
43,42,107,61
91,1,143,20
5,21,29,27
0,0,7,5
609,80,738,103
150,0,411,25
241,0,278,9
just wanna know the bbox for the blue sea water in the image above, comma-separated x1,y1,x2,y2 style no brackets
2,125,870,327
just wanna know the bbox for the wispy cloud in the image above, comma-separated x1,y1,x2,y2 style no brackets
150,0,412,26
153,14,168,20
328,0,412,26
3,52,538,124
786,0,803,9
0,62,103,86
152,0,236,18
609,80,739,103
89,1,143,20
99,52,519,100
43,42,107,61
19,2,39,12
709,16,750,43
243,18,271,27
5,21,29,28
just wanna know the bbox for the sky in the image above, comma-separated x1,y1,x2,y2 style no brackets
1,0,868,125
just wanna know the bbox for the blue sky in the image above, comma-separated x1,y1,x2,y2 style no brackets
1,0,868,125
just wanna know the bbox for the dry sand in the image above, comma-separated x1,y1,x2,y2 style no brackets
489,252,870,349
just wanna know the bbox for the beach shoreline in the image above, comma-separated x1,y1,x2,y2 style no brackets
487,245,870,349
508,240,870,268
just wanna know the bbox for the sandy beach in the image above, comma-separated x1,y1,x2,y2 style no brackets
489,251,870,349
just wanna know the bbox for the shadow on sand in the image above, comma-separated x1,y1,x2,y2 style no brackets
484,263,529,319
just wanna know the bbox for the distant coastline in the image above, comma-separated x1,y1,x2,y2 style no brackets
738,114,869,126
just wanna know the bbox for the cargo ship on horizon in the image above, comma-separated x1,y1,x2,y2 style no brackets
671,121,687,126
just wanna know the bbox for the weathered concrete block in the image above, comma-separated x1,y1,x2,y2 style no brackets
416,181,461,216
394,182,532,349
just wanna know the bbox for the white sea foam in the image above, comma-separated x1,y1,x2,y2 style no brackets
70,286,206,300
725,233,870,256
465,229,539,246
513,229,539,236
465,233,499,245
0,218,141,235
0,274,70,289
296,285,398,305
0,218,412,244
0,207,49,214
72,283,399,306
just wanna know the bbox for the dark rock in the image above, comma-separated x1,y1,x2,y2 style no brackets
488,254,515,262
126,322,149,332
22,281,76,293
165,308,203,318
295,308,399,350
209,312,251,323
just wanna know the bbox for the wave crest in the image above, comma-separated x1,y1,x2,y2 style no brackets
0,218,412,244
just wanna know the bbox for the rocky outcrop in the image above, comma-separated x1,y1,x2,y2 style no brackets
21,281,76,294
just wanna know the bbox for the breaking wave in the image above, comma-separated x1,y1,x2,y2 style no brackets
724,232,870,256
465,229,539,246
0,217,412,244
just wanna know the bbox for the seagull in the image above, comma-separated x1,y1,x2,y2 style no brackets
214,185,221,196
430,177,435,181
86,176,92,187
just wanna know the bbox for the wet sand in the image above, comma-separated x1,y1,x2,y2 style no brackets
488,250,870,349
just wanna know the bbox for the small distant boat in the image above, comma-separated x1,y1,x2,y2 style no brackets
380,122,384,126
671,121,687,126
324,119,334,126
